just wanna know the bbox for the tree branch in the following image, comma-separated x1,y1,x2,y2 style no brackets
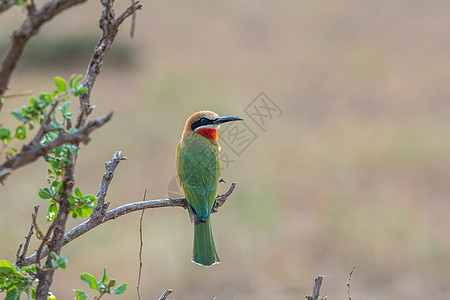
136,189,146,300
0,0,19,14
15,205,39,268
157,289,173,300
92,150,127,217
0,112,112,183
347,267,355,300
21,182,237,266
306,275,325,300
75,0,142,128
33,0,140,297
0,0,87,103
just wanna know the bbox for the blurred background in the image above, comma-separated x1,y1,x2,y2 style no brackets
1,1,450,299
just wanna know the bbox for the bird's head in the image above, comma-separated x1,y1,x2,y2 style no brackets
183,110,243,140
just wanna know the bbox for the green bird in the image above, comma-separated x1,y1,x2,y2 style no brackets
176,110,243,266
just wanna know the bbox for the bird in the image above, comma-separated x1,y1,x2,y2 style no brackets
176,110,243,266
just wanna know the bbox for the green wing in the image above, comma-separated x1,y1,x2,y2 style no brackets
176,140,220,220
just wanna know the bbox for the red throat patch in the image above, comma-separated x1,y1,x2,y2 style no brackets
196,128,217,140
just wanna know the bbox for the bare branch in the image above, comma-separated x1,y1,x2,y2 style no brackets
212,182,236,212
347,266,355,300
92,150,127,217
21,182,237,266
306,275,325,300
130,0,137,37
0,0,19,14
35,216,57,270
16,205,39,268
157,289,173,300
75,0,142,128
136,189,146,300
0,112,112,182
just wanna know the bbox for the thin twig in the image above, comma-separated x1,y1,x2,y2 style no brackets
130,0,136,37
347,266,355,300
35,219,57,270
136,189,146,300
92,150,127,218
0,0,20,14
306,275,324,300
157,289,173,300
16,205,39,268
3,90,33,98
75,0,142,128
212,182,236,212
21,182,237,266
31,209,45,240
30,101,60,146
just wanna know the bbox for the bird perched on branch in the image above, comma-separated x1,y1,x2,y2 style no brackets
176,110,243,266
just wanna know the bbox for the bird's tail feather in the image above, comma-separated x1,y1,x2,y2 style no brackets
192,219,220,266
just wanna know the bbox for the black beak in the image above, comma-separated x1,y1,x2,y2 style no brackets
215,116,243,124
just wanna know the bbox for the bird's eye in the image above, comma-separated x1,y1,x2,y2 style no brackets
200,117,208,123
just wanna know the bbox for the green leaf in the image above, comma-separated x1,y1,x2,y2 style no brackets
57,256,68,269
46,203,58,222
76,207,93,218
4,289,20,300
0,260,19,276
14,125,26,140
0,127,11,140
101,268,108,286
73,86,87,96
11,109,28,122
54,77,67,93
68,144,79,154
69,74,76,89
51,180,63,196
39,93,52,103
112,283,127,295
49,252,59,269
80,273,98,290
38,189,51,200
73,289,88,300
74,187,83,198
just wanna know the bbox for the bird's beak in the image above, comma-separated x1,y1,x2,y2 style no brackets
214,116,243,124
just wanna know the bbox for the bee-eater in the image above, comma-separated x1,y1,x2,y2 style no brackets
176,111,243,266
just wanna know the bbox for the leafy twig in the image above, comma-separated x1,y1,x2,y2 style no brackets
0,112,112,183
0,0,87,102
